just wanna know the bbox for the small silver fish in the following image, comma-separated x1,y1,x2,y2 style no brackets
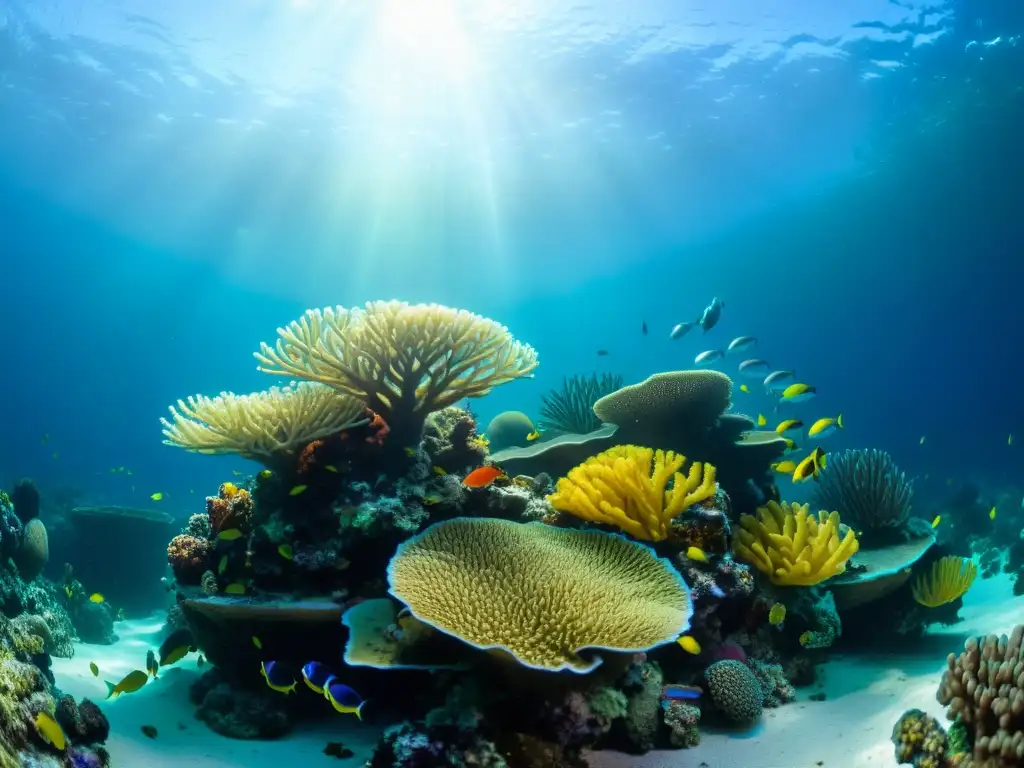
727,336,757,354
697,297,724,332
763,370,796,392
669,321,695,340
737,359,771,378
694,350,724,365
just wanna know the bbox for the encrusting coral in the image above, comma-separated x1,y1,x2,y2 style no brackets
387,518,691,672
734,501,859,587
912,556,977,608
547,445,718,542
161,383,367,465
254,301,539,444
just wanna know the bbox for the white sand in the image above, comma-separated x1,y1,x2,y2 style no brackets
51,575,1022,767
50,617,380,766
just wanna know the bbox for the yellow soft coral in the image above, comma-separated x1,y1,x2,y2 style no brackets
734,500,859,586
387,518,691,672
912,556,977,607
546,445,718,542
254,302,538,443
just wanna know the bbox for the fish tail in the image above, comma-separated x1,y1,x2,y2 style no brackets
356,701,367,721
837,413,843,428
104,681,117,699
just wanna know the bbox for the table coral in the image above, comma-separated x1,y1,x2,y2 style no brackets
734,500,859,587
387,518,691,673
547,445,717,542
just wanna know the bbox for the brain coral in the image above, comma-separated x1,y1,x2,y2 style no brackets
705,660,763,724
592,370,731,428
16,518,49,581
387,518,691,673
484,411,535,452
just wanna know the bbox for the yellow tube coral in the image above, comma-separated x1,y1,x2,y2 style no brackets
911,556,977,607
734,501,859,587
546,445,718,542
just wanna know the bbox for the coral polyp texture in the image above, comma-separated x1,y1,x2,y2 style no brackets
167,534,213,584
539,372,623,435
912,556,977,608
547,445,718,542
734,500,859,587
206,482,253,534
892,709,949,768
592,370,732,428
705,660,763,725
813,448,913,534
254,301,539,443
386,518,691,672
161,382,366,462
938,625,1024,764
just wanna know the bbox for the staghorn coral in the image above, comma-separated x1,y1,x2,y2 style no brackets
254,302,539,445
592,370,731,429
734,501,859,587
813,448,913,537
387,518,691,672
705,660,762,725
892,709,948,768
161,382,366,463
547,445,718,542
539,373,623,435
938,625,1024,764
167,534,212,585
913,556,978,608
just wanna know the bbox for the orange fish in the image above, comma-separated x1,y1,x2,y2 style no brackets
461,466,504,489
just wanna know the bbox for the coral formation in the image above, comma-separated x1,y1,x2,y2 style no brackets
663,700,701,748
484,411,535,451
424,407,489,474
593,370,731,430
813,448,913,539
10,479,40,524
387,518,691,672
190,668,292,739
912,556,978,608
0,493,22,564
734,501,859,586
539,373,623,436
705,659,763,725
15,519,48,582
206,483,253,534
892,709,948,768
254,302,539,445
547,445,717,542
167,534,212,584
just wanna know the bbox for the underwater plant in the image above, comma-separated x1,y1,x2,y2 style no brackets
254,301,539,445
547,445,717,542
911,556,977,608
734,501,859,587
538,372,623,435
812,448,912,535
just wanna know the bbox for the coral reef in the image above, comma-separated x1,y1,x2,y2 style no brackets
10,479,40,524
0,493,22,564
15,519,48,582
663,699,701,748
484,411,535,451
813,448,913,543
206,483,253,534
190,668,292,739
424,407,489,474
705,659,763,725
547,445,717,542
734,501,859,586
593,370,731,430
167,534,212,585
892,709,949,768
538,373,623,436
387,518,691,672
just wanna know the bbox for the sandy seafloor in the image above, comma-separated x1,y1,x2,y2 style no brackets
50,573,1021,768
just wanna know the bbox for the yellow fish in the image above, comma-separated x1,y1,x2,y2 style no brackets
252,636,263,650
89,662,99,677
324,464,339,473
526,430,540,442
217,555,228,575
807,414,843,439
105,669,149,698
931,515,942,528
432,466,447,476
258,470,273,480
289,485,308,496
792,447,826,483
771,460,798,475
757,414,767,427
768,603,786,626
160,645,190,667
775,419,803,435
783,438,799,453
799,631,814,647
781,383,816,403
677,635,701,655
278,544,293,560
34,712,66,751
739,384,750,393
403,447,417,457
89,593,104,604
150,492,163,501
218,528,244,541
64,585,73,598
232,470,244,477
225,582,246,595
919,436,926,445
422,494,443,506
990,506,997,521
685,546,708,563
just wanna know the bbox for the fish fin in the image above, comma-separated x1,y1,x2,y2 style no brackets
837,413,843,428
104,681,117,699
356,701,367,721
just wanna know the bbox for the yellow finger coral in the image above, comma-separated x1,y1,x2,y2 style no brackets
387,518,692,673
734,500,859,587
911,556,977,607
546,445,718,542
254,302,539,444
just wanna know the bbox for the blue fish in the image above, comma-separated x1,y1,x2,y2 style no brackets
323,676,366,719
302,662,333,695
697,297,724,332
261,661,297,695
662,685,703,701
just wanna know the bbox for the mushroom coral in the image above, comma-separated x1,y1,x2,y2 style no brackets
254,301,539,445
547,445,718,542
386,518,691,673
734,500,859,587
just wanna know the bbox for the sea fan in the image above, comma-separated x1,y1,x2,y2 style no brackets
813,448,912,532
538,373,623,435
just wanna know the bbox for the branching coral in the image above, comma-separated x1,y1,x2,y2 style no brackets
161,383,366,463
253,302,539,444
547,445,718,542
912,556,977,608
813,448,913,536
539,373,623,435
387,518,691,673
734,501,859,587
